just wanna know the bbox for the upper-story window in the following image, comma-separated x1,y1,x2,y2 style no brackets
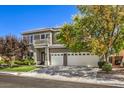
52,32,60,44
34,34,40,40
46,34,50,38
23,35,29,43
23,36,27,40
34,33,50,40
41,34,45,39
29,35,33,44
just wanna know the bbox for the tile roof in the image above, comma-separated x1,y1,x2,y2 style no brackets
22,27,60,35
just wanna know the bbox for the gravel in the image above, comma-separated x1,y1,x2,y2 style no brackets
34,66,124,81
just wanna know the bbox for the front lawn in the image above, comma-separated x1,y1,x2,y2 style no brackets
0,65,37,72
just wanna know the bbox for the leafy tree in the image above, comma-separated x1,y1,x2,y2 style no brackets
0,35,29,67
58,5,124,62
0,37,4,55
18,38,29,60
1,35,19,67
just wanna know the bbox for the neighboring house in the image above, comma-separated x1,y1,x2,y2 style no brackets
119,50,124,58
108,50,124,67
22,28,99,67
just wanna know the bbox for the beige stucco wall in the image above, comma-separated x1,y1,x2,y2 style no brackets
0,56,2,61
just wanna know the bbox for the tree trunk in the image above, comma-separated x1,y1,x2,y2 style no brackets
105,53,108,62
8,56,13,67
104,50,110,63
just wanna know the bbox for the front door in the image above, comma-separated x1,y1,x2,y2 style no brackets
41,52,45,65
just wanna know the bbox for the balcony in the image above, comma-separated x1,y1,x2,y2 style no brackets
34,39,49,47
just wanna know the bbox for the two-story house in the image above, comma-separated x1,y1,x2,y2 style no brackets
22,28,68,65
22,27,99,67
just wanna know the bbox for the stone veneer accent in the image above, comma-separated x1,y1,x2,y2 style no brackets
49,48,69,53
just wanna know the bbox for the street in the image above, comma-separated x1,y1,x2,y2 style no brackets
0,73,118,88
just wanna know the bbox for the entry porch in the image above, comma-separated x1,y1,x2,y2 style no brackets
34,47,50,66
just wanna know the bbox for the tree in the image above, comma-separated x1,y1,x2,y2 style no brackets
2,35,20,66
18,38,29,60
0,37,4,55
57,5,124,62
0,35,29,67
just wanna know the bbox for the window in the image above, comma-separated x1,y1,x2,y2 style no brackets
23,36,29,42
41,34,45,39
23,36,27,40
53,32,59,44
30,52,33,57
115,60,121,65
46,34,50,38
34,34,40,40
72,54,74,56
87,53,90,55
115,56,123,65
29,35,33,43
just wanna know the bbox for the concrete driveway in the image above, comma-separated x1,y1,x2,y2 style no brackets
0,73,118,88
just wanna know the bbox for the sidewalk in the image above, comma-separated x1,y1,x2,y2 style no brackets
0,70,124,87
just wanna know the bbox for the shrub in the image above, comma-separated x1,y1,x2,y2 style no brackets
0,60,4,65
14,59,35,66
23,59,35,65
0,60,9,68
0,60,5,67
14,60,24,65
98,61,106,68
102,63,112,73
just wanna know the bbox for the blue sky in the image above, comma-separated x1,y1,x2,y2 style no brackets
0,5,78,37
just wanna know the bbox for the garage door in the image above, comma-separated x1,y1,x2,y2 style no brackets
51,53,64,65
51,52,99,67
67,52,99,67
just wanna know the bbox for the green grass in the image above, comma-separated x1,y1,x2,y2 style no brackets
0,65,37,72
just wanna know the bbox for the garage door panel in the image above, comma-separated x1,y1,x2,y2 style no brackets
68,55,99,67
51,53,63,66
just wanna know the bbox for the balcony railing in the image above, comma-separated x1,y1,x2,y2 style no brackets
34,39,49,46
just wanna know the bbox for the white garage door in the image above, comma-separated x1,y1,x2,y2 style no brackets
50,52,99,67
67,52,99,67
51,53,64,66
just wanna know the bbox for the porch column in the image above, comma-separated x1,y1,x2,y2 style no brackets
34,48,38,65
45,47,50,66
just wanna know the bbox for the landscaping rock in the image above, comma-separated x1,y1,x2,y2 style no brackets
33,66,124,84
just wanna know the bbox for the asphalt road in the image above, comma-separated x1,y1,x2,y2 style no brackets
0,73,119,88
